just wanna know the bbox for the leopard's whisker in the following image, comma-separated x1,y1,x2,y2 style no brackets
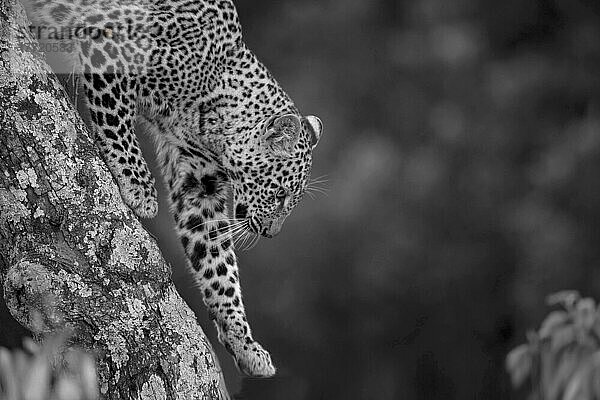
236,225,252,243
212,223,248,242
189,218,244,232
239,230,254,250
309,174,329,183
232,226,247,242
201,217,240,225
233,230,247,247
232,222,250,236
307,183,329,190
304,190,316,200
210,221,247,241
250,234,260,250
240,230,259,251
242,236,253,251
235,232,251,249
245,233,261,251
242,231,252,248
215,220,247,232
307,186,329,192
306,189,329,197
234,232,246,249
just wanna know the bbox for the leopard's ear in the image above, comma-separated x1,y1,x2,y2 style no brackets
303,116,323,149
265,114,302,156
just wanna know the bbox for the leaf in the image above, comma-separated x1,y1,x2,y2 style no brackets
540,311,570,339
54,376,82,400
23,355,51,400
12,350,27,392
77,354,99,400
507,344,532,387
551,325,576,353
543,348,581,400
527,330,541,346
548,291,581,311
22,337,39,354
575,298,597,332
590,352,600,398
0,348,18,400
592,310,600,340
563,362,592,400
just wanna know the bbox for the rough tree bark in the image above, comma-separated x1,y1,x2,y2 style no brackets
0,0,230,398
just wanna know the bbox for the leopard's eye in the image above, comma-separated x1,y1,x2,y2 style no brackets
275,188,287,200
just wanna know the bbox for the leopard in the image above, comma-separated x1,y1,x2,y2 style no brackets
24,0,323,377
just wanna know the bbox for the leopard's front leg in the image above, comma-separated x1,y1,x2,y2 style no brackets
166,149,275,377
82,71,158,218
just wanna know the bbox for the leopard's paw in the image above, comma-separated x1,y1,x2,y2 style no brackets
235,340,276,377
118,177,158,219
222,333,276,377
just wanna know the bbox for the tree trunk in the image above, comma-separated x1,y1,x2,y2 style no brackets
0,0,230,398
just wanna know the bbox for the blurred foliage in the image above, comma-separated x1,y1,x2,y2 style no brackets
507,291,600,400
0,333,98,400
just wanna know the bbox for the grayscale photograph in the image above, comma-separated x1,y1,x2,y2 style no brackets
1,0,600,399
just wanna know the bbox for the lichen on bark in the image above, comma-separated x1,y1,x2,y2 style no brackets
0,0,229,398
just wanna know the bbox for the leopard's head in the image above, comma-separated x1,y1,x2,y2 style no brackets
227,113,323,238
200,29,324,238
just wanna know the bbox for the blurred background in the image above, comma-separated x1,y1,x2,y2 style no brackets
4,0,600,398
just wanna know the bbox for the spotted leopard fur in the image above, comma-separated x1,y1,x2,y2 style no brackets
25,0,323,377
